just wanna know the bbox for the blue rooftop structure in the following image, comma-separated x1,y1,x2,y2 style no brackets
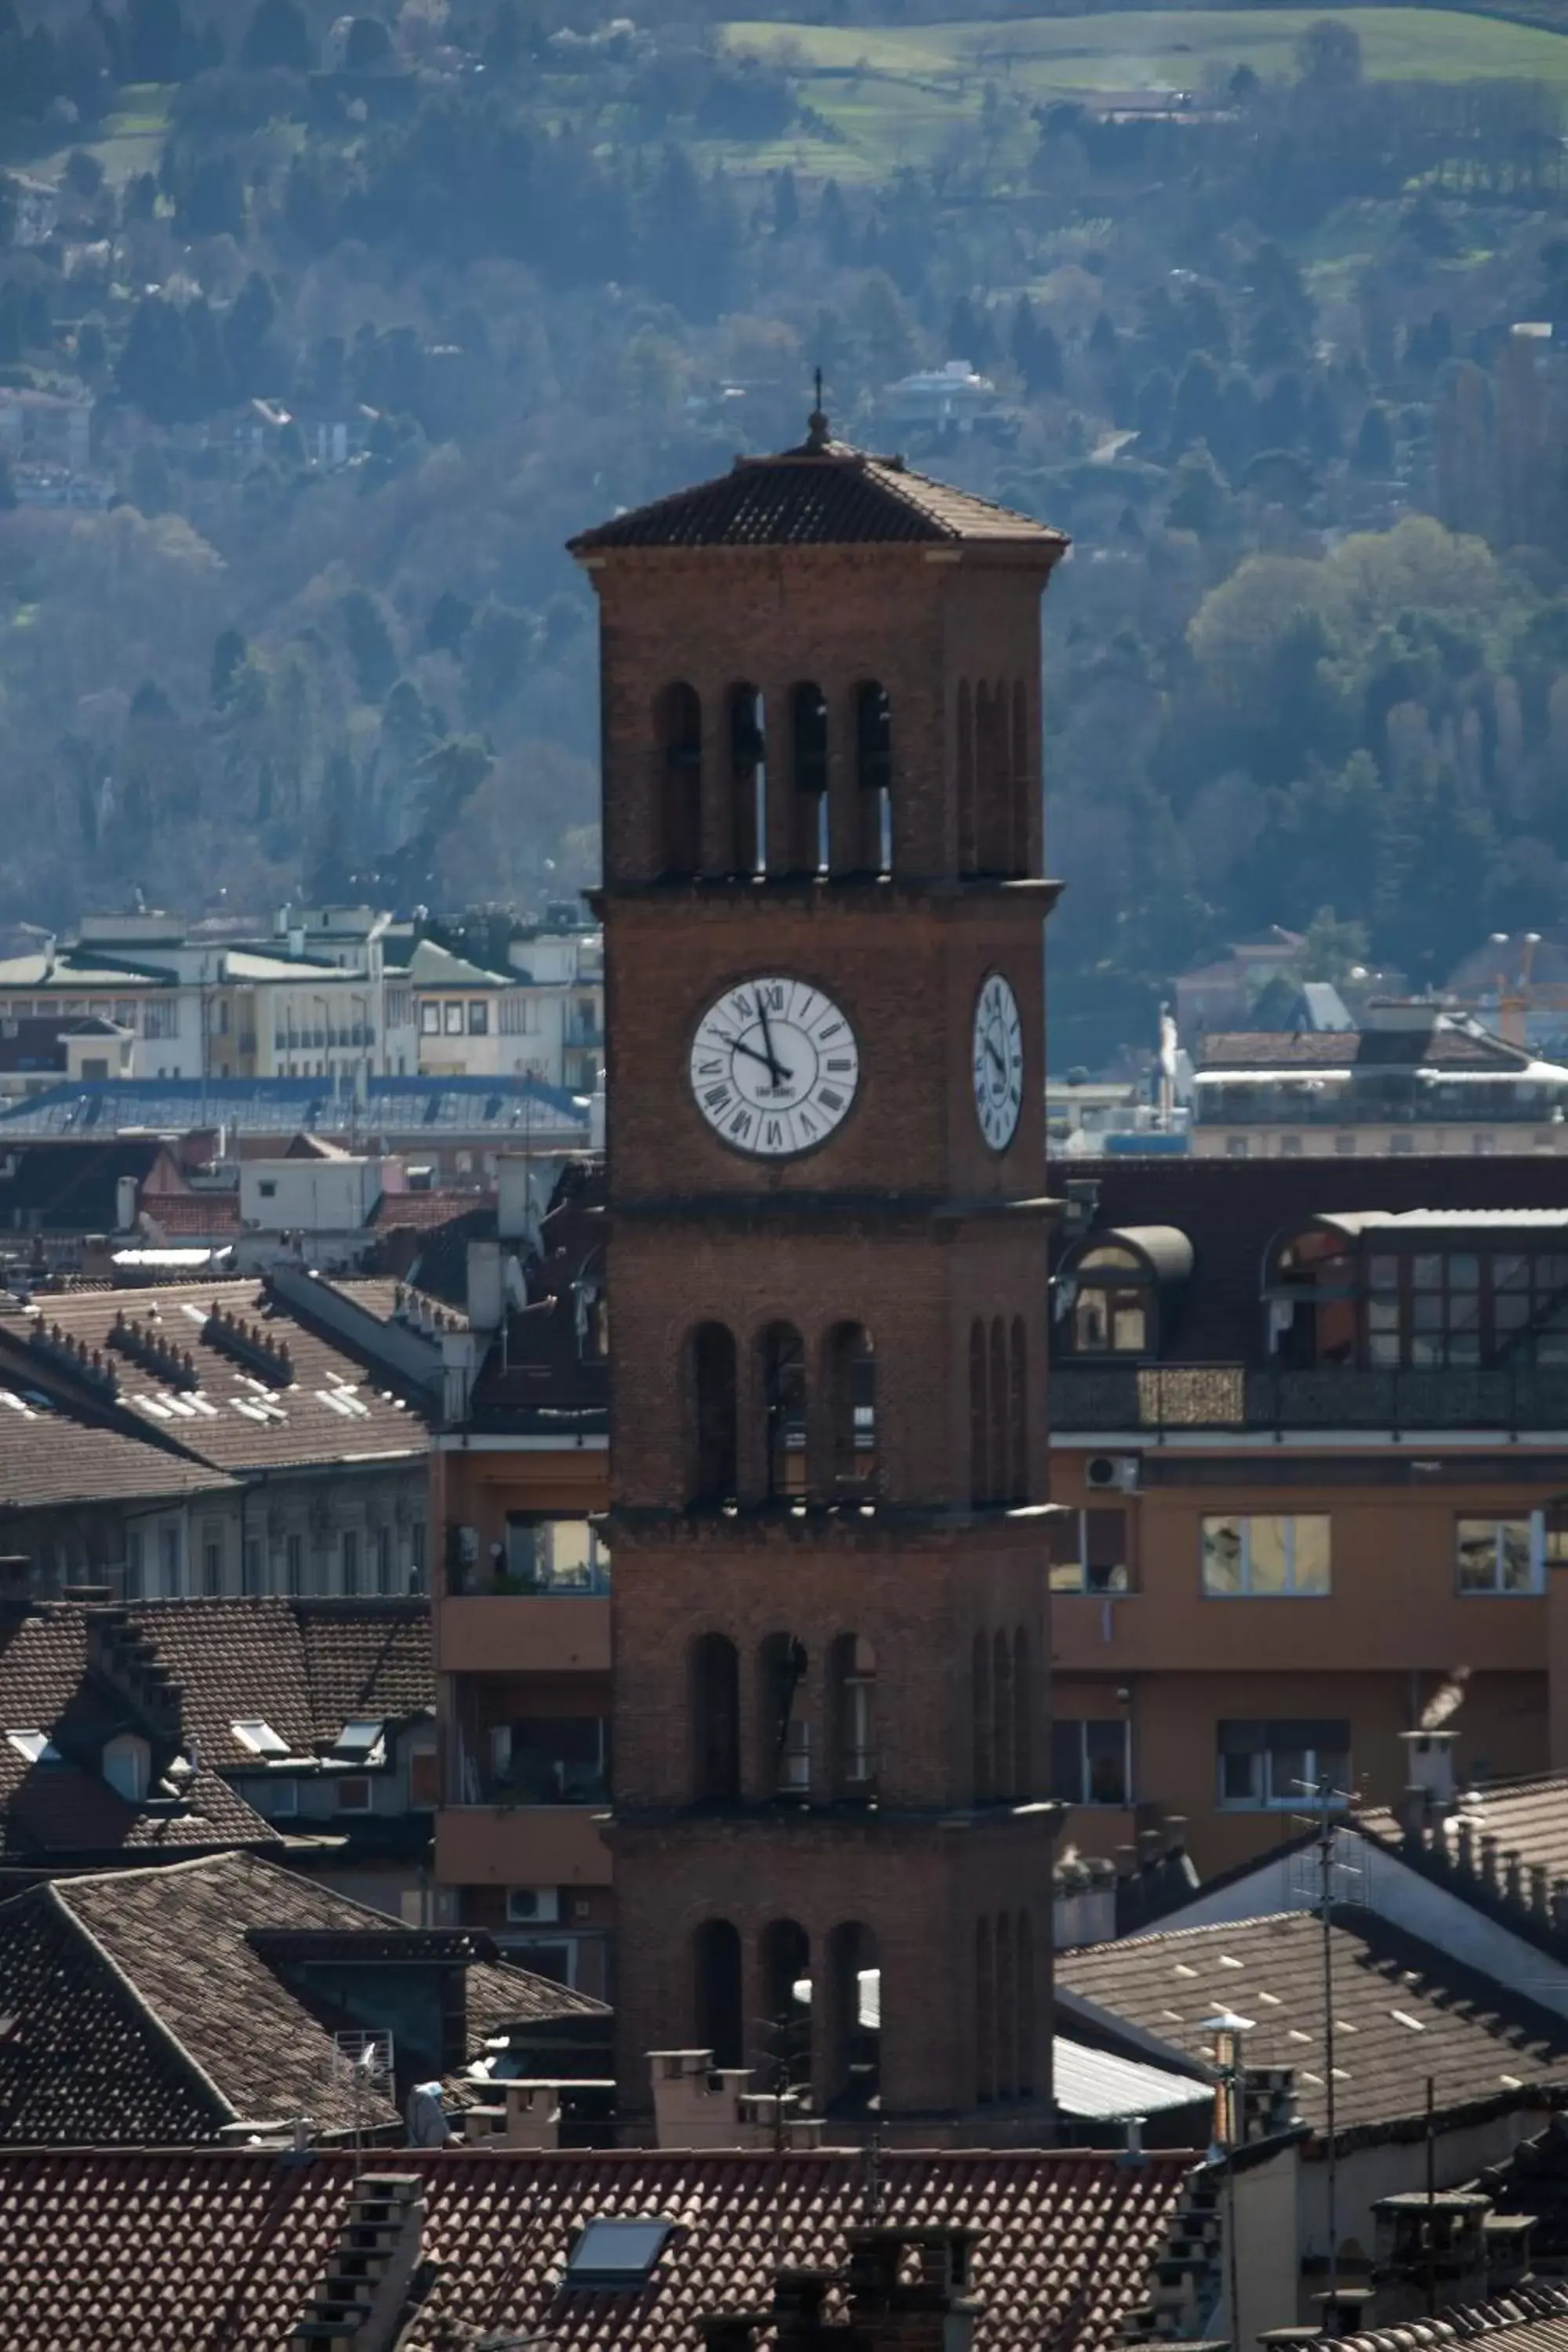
0,1074,588,1142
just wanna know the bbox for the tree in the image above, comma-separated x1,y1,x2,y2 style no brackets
64,149,104,203
240,0,310,73
339,587,400,703
211,627,247,708
1295,18,1362,90
1352,403,1396,476
125,0,186,81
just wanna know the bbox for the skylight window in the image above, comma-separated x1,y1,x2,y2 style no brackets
333,1719,387,1762
5,1730,61,1764
564,2219,675,2288
1392,2009,1426,2032
231,1718,289,1757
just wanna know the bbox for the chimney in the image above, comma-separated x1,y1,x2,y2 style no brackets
648,2049,815,2149
289,2172,424,2352
461,2078,562,2149
1398,1727,1457,1812
844,2223,985,2352
465,1240,503,1334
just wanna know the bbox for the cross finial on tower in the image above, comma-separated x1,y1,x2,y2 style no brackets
806,367,830,452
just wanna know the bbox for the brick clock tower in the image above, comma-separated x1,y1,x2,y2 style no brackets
571,408,1068,2141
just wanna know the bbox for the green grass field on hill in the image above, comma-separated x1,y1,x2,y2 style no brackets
719,9,1568,176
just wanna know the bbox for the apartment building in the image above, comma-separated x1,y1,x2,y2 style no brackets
1048,1153,1568,1875
1191,1000,1568,1158
427,1164,610,1994
0,906,605,1096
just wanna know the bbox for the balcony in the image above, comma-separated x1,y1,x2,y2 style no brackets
441,1593,609,1675
435,1803,610,1887
1051,1362,1568,1435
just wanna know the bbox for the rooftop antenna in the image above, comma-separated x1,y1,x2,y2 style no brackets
1292,1772,1358,2336
807,368,830,453
324,2027,394,2174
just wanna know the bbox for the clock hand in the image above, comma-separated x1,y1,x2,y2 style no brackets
734,1036,794,1084
750,995,791,1085
985,1035,1007,1077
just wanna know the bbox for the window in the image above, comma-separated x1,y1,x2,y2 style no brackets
760,1323,807,1501
855,680,892,875
1202,1515,1330,1597
341,1529,359,1595
499,993,536,1036
410,1521,426,1593
444,1001,463,1036
1456,1512,1563,1595
258,1179,277,1200
1069,1247,1149,1356
408,1747,439,1809
1226,1136,1250,1158
285,1532,303,1597
264,1777,299,1818
658,681,703,877
1052,1719,1131,1806
690,1323,738,1504
691,1632,740,1802
1218,1718,1349,1809
5,1730,62,1765
566,2220,675,2289
201,1527,223,1597
1366,1250,1568,1370
830,1633,877,1797
143,999,179,1040
232,1718,289,1757
1047,1507,1130,1595
419,1002,441,1035
242,1537,262,1596
468,1000,488,1035
376,1526,392,1595
333,1719,387,1762
103,1733,149,1804
159,1525,182,1598
336,1775,372,1812
387,987,412,1028
505,1515,608,1593
125,1528,143,1599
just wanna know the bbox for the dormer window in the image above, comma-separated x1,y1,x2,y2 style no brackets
1059,1227,1192,1359
1070,1247,1149,1354
103,1732,150,1804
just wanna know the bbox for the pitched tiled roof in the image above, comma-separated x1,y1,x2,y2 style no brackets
0,1385,237,1512
0,1850,597,2146
0,1603,275,1860
569,439,1069,554
1197,1022,1534,1073
1363,1772,1568,1953
0,2143,1202,2350
1057,1910,1568,2142
0,1596,432,1784
0,1277,430,1472
1316,2283,1568,2348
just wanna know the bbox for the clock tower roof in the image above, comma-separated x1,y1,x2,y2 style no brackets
568,424,1070,559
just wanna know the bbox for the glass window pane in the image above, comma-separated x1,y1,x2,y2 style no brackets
1368,1298,1400,1332
1049,1558,1087,1594
1292,1517,1331,1594
1074,1297,1109,1353
1369,1255,1399,1291
1051,1721,1083,1802
1496,1292,1531,1330
1084,1721,1127,1804
1446,1334,1481,1366
1500,1521,1535,1593
1538,1330,1568,1367
1110,1296,1147,1352
1449,1254,1479,1291
1202,1519,1243,1596
1220,1748,1256,1803
1269,1745,1310,1805
1457,1520,1500,1592
1368,1334,1400,1367
1413,1255,1443,1290
1413,1295,1445,1332
1410,1337,1443,1368
1247,1518,1289,1595
1497,1255,1530,1290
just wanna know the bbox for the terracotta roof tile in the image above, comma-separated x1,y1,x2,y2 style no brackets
0,1384,236,1513
569,441,1069,554
1323,2282,1568,2347
1058,1910,1568,2140
0,1850,597,2146
0,2143,1200,2350
0,1277,430,1472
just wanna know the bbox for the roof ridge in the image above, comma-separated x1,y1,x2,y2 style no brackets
1332,2279,1568,2349
51,1870,240,2125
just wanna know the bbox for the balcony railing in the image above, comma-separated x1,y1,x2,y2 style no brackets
1051,1362,1568,1433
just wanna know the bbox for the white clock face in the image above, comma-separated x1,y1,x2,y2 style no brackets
689,976,859,1158
973,971,1024,1152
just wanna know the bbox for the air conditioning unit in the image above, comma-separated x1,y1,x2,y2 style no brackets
1085,1454,1141,1494
506,1886,561,1926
